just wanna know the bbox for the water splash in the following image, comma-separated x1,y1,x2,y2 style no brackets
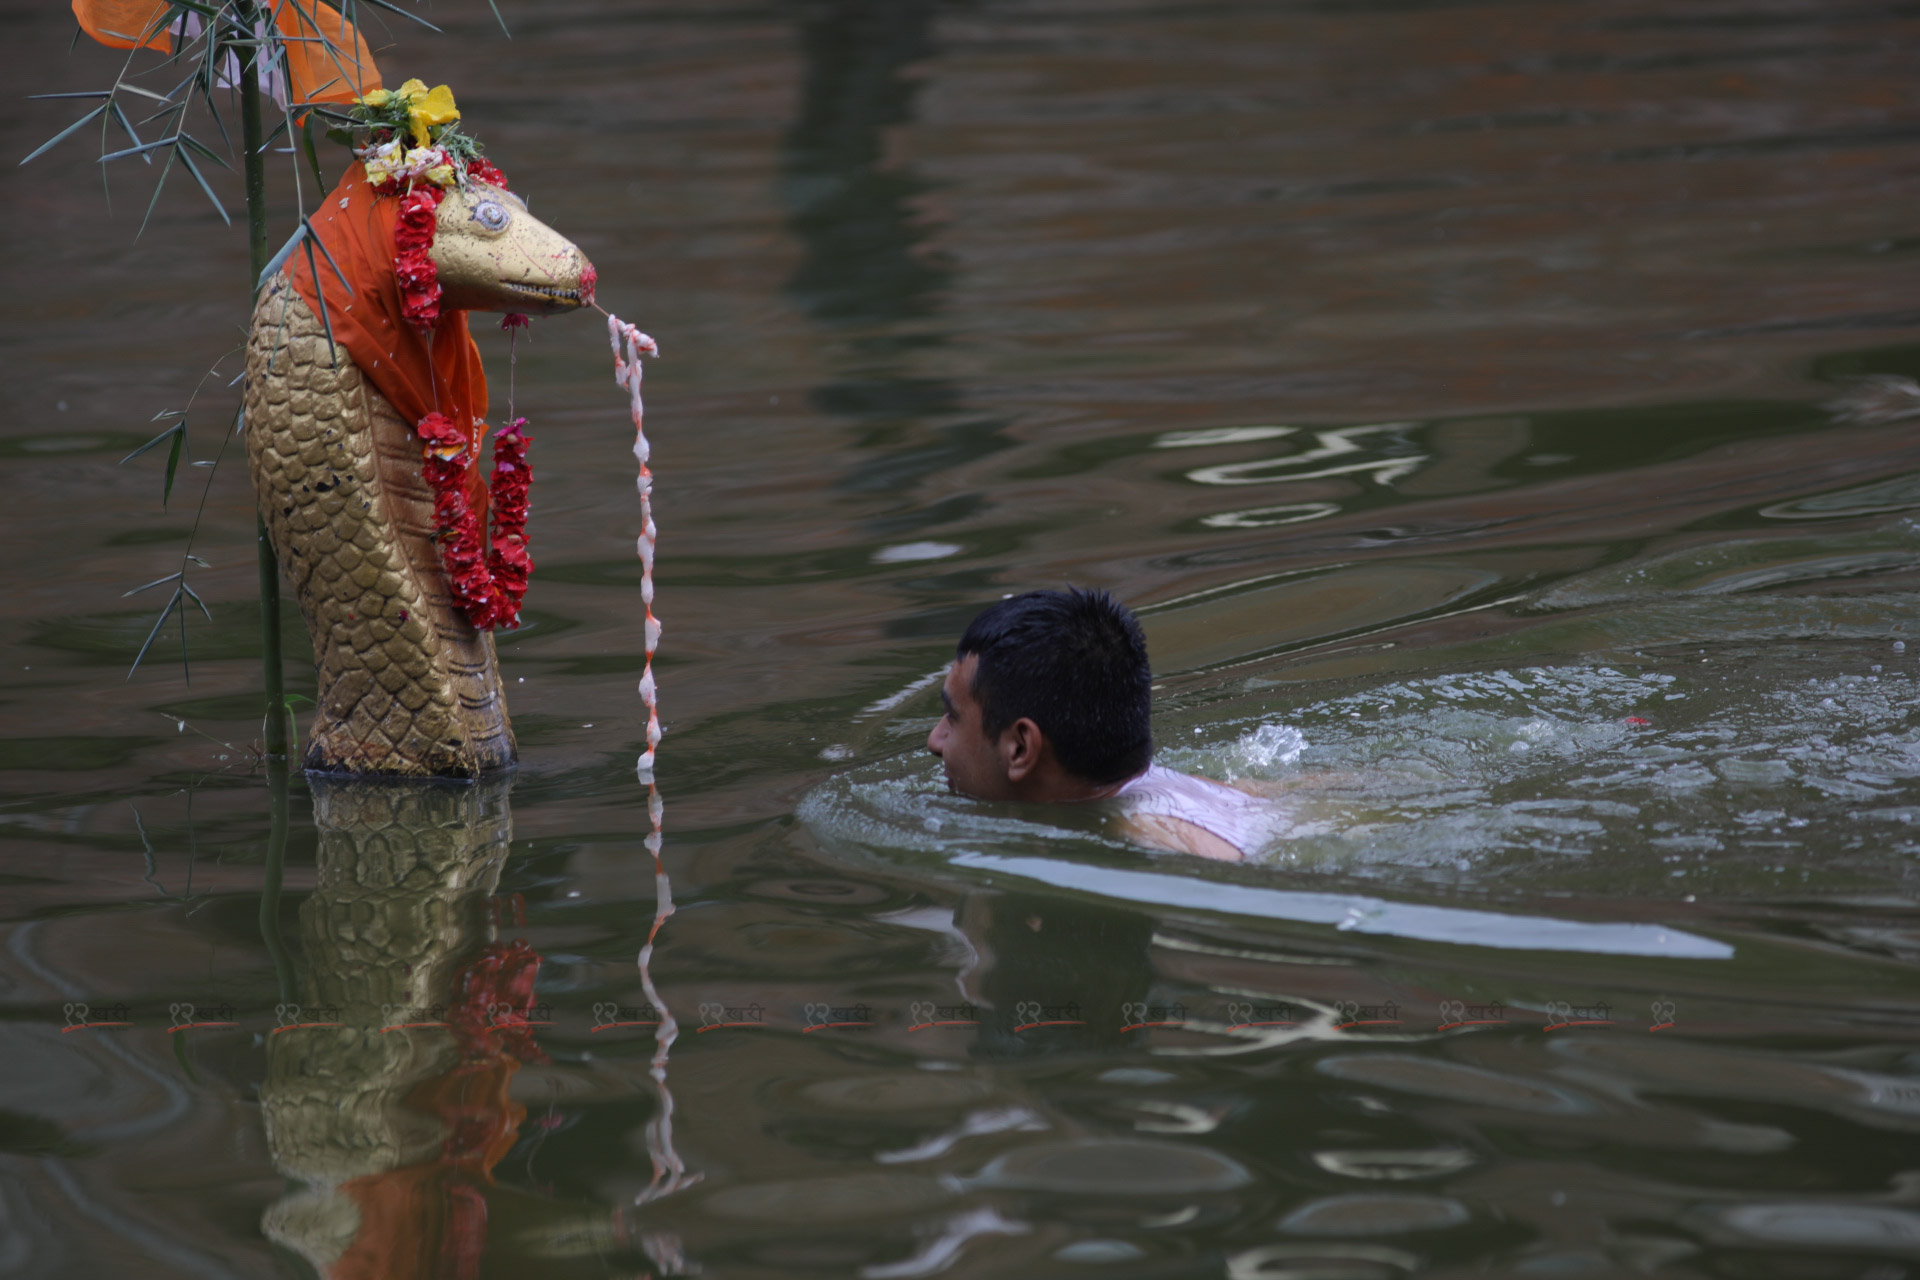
804,647,1920,898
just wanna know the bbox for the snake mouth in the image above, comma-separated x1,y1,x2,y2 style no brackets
502,281,588,309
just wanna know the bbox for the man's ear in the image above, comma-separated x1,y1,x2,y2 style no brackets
1001,717,1045,782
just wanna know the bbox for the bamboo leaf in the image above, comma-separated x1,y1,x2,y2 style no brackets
109,101,146,161
28,91,115,100
137,145,179,239
124,572,184,598
180,581,213,621
302,237,341,367
135,100,187,128
303,216,353,296
163,423,186,505
187,554,211,567
300,116,326,193
177,131,233,170
100,134,181,163
19,103,108,167
192,74,233,155
174,146,230,225
111,82,175,105
486,0,512,39
122,421,184,463
127,588,183,679
257,221,308,290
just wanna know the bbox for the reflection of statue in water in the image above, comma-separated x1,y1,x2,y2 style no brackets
260,781,617,1278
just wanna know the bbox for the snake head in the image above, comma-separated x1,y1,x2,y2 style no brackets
431,182,595,315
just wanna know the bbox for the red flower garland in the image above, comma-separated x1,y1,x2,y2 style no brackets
417,412,534,632
484,418,534,627
465,156,509,190
447,939,547,1063
394,185,446,330
378,153,535,632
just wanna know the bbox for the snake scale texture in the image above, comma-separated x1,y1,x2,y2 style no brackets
246,277,514,778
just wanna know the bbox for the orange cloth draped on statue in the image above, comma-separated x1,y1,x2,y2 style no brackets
287,163,491,512
72,0,382,106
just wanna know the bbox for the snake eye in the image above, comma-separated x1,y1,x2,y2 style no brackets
472,200,511,233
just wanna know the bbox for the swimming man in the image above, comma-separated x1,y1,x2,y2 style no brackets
927,588,1279,860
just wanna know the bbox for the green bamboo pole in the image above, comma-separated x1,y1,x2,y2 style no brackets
234,3,291,761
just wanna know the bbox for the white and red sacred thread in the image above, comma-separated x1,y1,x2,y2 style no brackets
608,316,662,778
603,316,694,1207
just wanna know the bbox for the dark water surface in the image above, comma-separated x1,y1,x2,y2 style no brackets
4,0,1920,1275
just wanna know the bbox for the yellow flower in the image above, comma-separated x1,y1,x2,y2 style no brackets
394,78,429,101
359,140,402,185
425,163,456,187
359,87,393,109
406,84,460,146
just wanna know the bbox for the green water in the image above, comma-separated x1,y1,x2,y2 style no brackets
3,0,1919,1275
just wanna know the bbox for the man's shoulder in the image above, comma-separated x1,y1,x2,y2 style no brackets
1118,811,1245,861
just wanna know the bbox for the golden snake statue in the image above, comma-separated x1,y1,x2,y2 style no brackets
245,173,592,779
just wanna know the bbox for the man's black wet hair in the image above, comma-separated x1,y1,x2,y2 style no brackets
957,588,1153,785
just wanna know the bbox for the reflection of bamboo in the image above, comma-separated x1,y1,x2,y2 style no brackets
259,758,295,1002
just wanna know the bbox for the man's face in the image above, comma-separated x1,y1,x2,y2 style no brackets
927,655,1014,800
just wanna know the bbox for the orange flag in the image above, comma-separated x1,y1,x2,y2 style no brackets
276,2,383,105
69,0,172,51
71,1,382,105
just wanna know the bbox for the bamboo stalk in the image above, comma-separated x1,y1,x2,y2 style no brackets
234,2,291,761
259,756,296,1001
